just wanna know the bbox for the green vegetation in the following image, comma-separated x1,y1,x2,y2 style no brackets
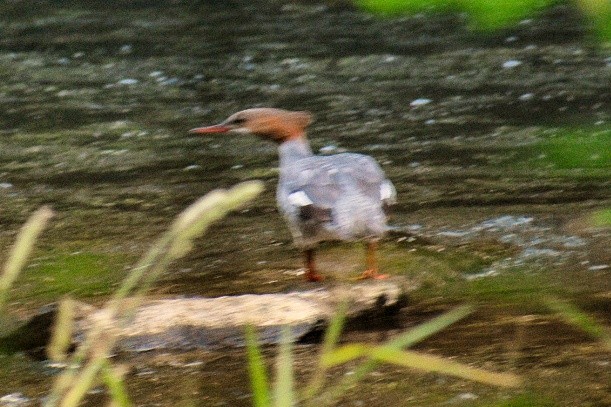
544,297,611,350
0,185,608,406
478,394,559,407
246,304,523,407
0,182,264,407
355,0,611,42
537,127,611,170
11,252,128,301
0,207,54,311
590,208,611,227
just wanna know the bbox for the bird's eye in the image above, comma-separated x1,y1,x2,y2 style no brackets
229,118,246,125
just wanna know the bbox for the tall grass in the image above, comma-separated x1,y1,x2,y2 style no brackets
246,294,611,406
246,304,522,407
1,182,609,406
0,182,263,407
0,206,54,313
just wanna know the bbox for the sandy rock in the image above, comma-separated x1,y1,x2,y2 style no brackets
77,280,407,351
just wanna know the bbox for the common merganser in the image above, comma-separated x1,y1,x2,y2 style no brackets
189,108,396,282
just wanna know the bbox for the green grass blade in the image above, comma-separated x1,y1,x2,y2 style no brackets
0,206,54,311
386,304,474,349
320,344,369,367
274,325,295,407
321,301,348,356
101,361,133,407
370,347,521,387
46,183,264,407
302,301,348,400
113,181,264,304
58,359,105,407
245,325,271,407
544,297,611,351
47,297,75,362
317,304,474,406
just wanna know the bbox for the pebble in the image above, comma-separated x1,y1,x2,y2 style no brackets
117,78,139,85
502,60,522,69
119,44,133,54
448,392,479,403
0,393,31,406
410,98,432,107
319,145,338,154
519,93,535,101
383,55,397,63
477,215,533,230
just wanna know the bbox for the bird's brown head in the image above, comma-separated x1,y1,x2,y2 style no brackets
189,108,312,143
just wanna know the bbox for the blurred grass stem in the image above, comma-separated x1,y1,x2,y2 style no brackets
0,206,54,312
44,181,263,407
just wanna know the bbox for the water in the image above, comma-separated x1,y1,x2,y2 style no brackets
0,1,609,406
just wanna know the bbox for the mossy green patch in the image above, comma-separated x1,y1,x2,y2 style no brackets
533,127,610,170
506,126,610,180
12,252,128,302
356,0,452,16
459,0,554,31
590,208,611,227
478,393,558,407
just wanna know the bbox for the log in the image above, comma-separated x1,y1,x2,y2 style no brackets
79,280,408,351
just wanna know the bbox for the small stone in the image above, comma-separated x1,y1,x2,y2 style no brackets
119,44,133,54
383,55,397,63
319,145,337,154
117,78,139,85
160,77,180,86
519,93,534,101
502,60,522,69
448,392,478,403
0,393,31,406
410,98,432,107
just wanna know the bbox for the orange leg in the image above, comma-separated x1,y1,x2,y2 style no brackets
358,240,389,280
304,249,324,282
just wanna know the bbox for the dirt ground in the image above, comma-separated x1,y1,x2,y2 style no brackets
0,1,609,406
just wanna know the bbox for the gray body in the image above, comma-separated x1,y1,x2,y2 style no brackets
276,139,396,249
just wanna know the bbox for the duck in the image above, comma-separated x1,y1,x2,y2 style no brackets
189,108,396,282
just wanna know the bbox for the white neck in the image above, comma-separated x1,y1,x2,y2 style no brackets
278,138,313,167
